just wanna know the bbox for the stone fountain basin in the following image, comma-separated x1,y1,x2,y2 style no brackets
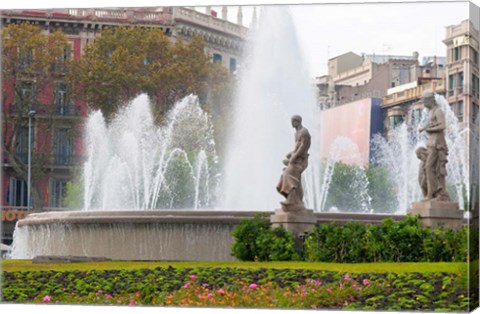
13,210,269,261
12,210,406,261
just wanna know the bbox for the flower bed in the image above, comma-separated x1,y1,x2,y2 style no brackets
1,266,469,311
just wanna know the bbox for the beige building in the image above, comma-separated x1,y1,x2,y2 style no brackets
317,51,424,110
443,19,479,128
443,19,479,212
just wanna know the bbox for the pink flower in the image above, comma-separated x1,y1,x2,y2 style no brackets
190,275,197,281
105,294,113,299
249,283,258,289
202,283,209,288
344,274,351,281
326,288,332,293
339,282,344,288
96,290,103,295
183,282,191,288
218,288,225,294
135,291,141,297
362,279,370,286
42,295,51,303
207,293,213,299
129,299,136,306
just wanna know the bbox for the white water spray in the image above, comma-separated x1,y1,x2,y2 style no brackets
221,6,321,210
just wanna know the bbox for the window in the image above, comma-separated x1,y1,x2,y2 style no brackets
10,178,28,207
53,44,72,73
54,83,70,115
448,74,455,90
453,47,461,61
53,128,73,165
229,58,237,73
62,44,72,62
457,101,464,122
18,81,35,107
473,48,479,65
212,53,222,64
49,179,67,208
15,127,33,164
389,115,403,129
458,72,464,90
411,109,423,125
18,48,33,71
472,74,479,97
472,103,479,123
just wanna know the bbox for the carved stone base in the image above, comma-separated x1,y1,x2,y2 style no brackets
409,201,464,230
270,207,317,234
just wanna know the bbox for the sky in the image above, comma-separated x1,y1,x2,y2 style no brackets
1,0,479,79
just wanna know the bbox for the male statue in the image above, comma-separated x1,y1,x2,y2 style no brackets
418,91,451,201
276,115,311,210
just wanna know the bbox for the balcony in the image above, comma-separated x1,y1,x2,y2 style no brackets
382,80,445,108
55,103,80,116
8,102,80,117
50,153,82,168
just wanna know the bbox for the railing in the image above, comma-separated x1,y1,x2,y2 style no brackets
54,103,80,116
2,8,174,25
52,153,75,166
8,102,80,117
2,153,82,167
382,80,445,107
172,7,247,37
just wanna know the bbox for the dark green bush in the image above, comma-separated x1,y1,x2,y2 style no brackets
232,214,469,263
304,214,469,263
231,214,299,261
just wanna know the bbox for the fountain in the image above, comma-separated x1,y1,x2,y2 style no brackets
9,94,251,260
8,6,470,260
371,94,469,214
221,6,322,211
83,94,219,211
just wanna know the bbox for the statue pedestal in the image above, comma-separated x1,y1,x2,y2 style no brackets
270,205,317,235
409,201,464,230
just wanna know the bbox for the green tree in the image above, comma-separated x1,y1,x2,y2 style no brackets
2,23,76,209
325,162,368,212
74,27,231,122
365,165,397,213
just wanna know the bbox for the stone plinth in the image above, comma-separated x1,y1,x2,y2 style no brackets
270,207,317,235
409,201,464,229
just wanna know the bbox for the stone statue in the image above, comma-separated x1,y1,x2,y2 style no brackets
418,91,451,201
276,115,311,211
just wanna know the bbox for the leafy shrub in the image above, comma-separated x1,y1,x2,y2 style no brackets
231,214,298,261
304,214,469,263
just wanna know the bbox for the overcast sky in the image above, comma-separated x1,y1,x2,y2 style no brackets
1,0,479,78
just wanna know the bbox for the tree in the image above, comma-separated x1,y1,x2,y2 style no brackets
74,27,232,122
2,23,76,209
365,165,397,213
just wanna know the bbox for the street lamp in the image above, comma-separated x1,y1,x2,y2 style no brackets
27,109,36,212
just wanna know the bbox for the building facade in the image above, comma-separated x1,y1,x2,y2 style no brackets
317,51,423,110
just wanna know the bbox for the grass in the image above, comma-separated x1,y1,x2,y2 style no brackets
1,259,466,274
